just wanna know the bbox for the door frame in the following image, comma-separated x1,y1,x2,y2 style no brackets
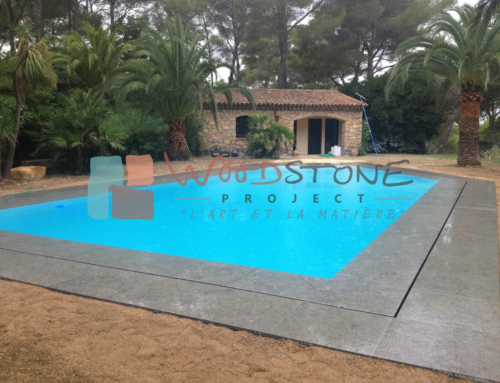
308,118,322,155
325,119,339,154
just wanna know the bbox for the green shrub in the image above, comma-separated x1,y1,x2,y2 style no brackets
18,87,57,162
114,107,168,160
0,96,17,175
246,114,271,158
34,89,128,172
443,124,459,154
481,145,500,159
246,113,294,159
114,108,205,159
340,73,446,153
185,113,205,156
1,94,35,170
358,121,371,156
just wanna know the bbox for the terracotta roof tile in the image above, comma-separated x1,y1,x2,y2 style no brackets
212,89,363,111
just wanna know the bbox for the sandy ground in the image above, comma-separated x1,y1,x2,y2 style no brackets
1,153,497,382
0,281,469,383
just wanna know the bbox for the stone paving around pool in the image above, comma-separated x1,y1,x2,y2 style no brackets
0,165,499,383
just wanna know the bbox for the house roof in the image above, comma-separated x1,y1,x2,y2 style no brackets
211,89,363,111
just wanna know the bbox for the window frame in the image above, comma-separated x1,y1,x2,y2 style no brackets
235,115,249,139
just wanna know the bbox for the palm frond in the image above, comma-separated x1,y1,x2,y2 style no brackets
387,5,500,99
106,16,255,132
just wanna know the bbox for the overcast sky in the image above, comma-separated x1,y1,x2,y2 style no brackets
458,0,479,5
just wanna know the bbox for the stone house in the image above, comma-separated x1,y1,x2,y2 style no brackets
203,89,364,156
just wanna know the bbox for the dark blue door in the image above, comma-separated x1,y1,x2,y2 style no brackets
325,119,339,153
308,119,322,154
293,120,297,150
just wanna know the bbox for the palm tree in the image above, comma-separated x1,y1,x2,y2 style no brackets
246,114,273,158
34,113,87,172
55,22,133,92
0,110,16,182
89,114,128,156
34,89,128,172
473,0,500,32
267,124,295,159
387,6,500,166
247,113,294,159
0,55,14,181
106,17,255,160
60,88,110,132
59,88,127,162
3,21,57,179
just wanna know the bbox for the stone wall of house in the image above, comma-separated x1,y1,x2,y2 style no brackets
203,109,363,156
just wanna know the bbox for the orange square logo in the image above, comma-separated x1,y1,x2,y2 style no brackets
126,155,154,186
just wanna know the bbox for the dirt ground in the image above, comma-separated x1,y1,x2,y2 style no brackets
0,281,469,383
1,153,497,382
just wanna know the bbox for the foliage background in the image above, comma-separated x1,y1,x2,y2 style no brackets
341,74,446,154
1,0,498,173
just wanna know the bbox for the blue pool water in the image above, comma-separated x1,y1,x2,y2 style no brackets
0,166,437,278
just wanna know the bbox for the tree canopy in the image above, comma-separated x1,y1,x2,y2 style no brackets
387,5,500,165
3,0,500,175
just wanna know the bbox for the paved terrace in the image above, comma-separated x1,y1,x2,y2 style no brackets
0,164,499,382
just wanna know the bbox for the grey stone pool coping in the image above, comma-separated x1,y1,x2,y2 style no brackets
0,162,499,382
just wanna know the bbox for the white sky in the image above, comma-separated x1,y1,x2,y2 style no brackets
217,0,481,83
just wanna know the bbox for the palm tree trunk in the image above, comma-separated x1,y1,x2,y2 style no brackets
168,122,189,161
67,0,72,29
277,33,288,89
73,0,80,30
32,0,44,39
457,90,483,166
109,0,116,24
5,0,16,53
76,146,84,172
3,99,21,179
228,52,236,84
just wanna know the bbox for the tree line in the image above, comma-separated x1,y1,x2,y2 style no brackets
1,0,500,178
2,0,454,88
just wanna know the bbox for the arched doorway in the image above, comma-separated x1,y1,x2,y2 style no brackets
294,117,341,155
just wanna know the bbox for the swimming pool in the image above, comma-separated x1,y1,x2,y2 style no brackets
0,165,437,278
